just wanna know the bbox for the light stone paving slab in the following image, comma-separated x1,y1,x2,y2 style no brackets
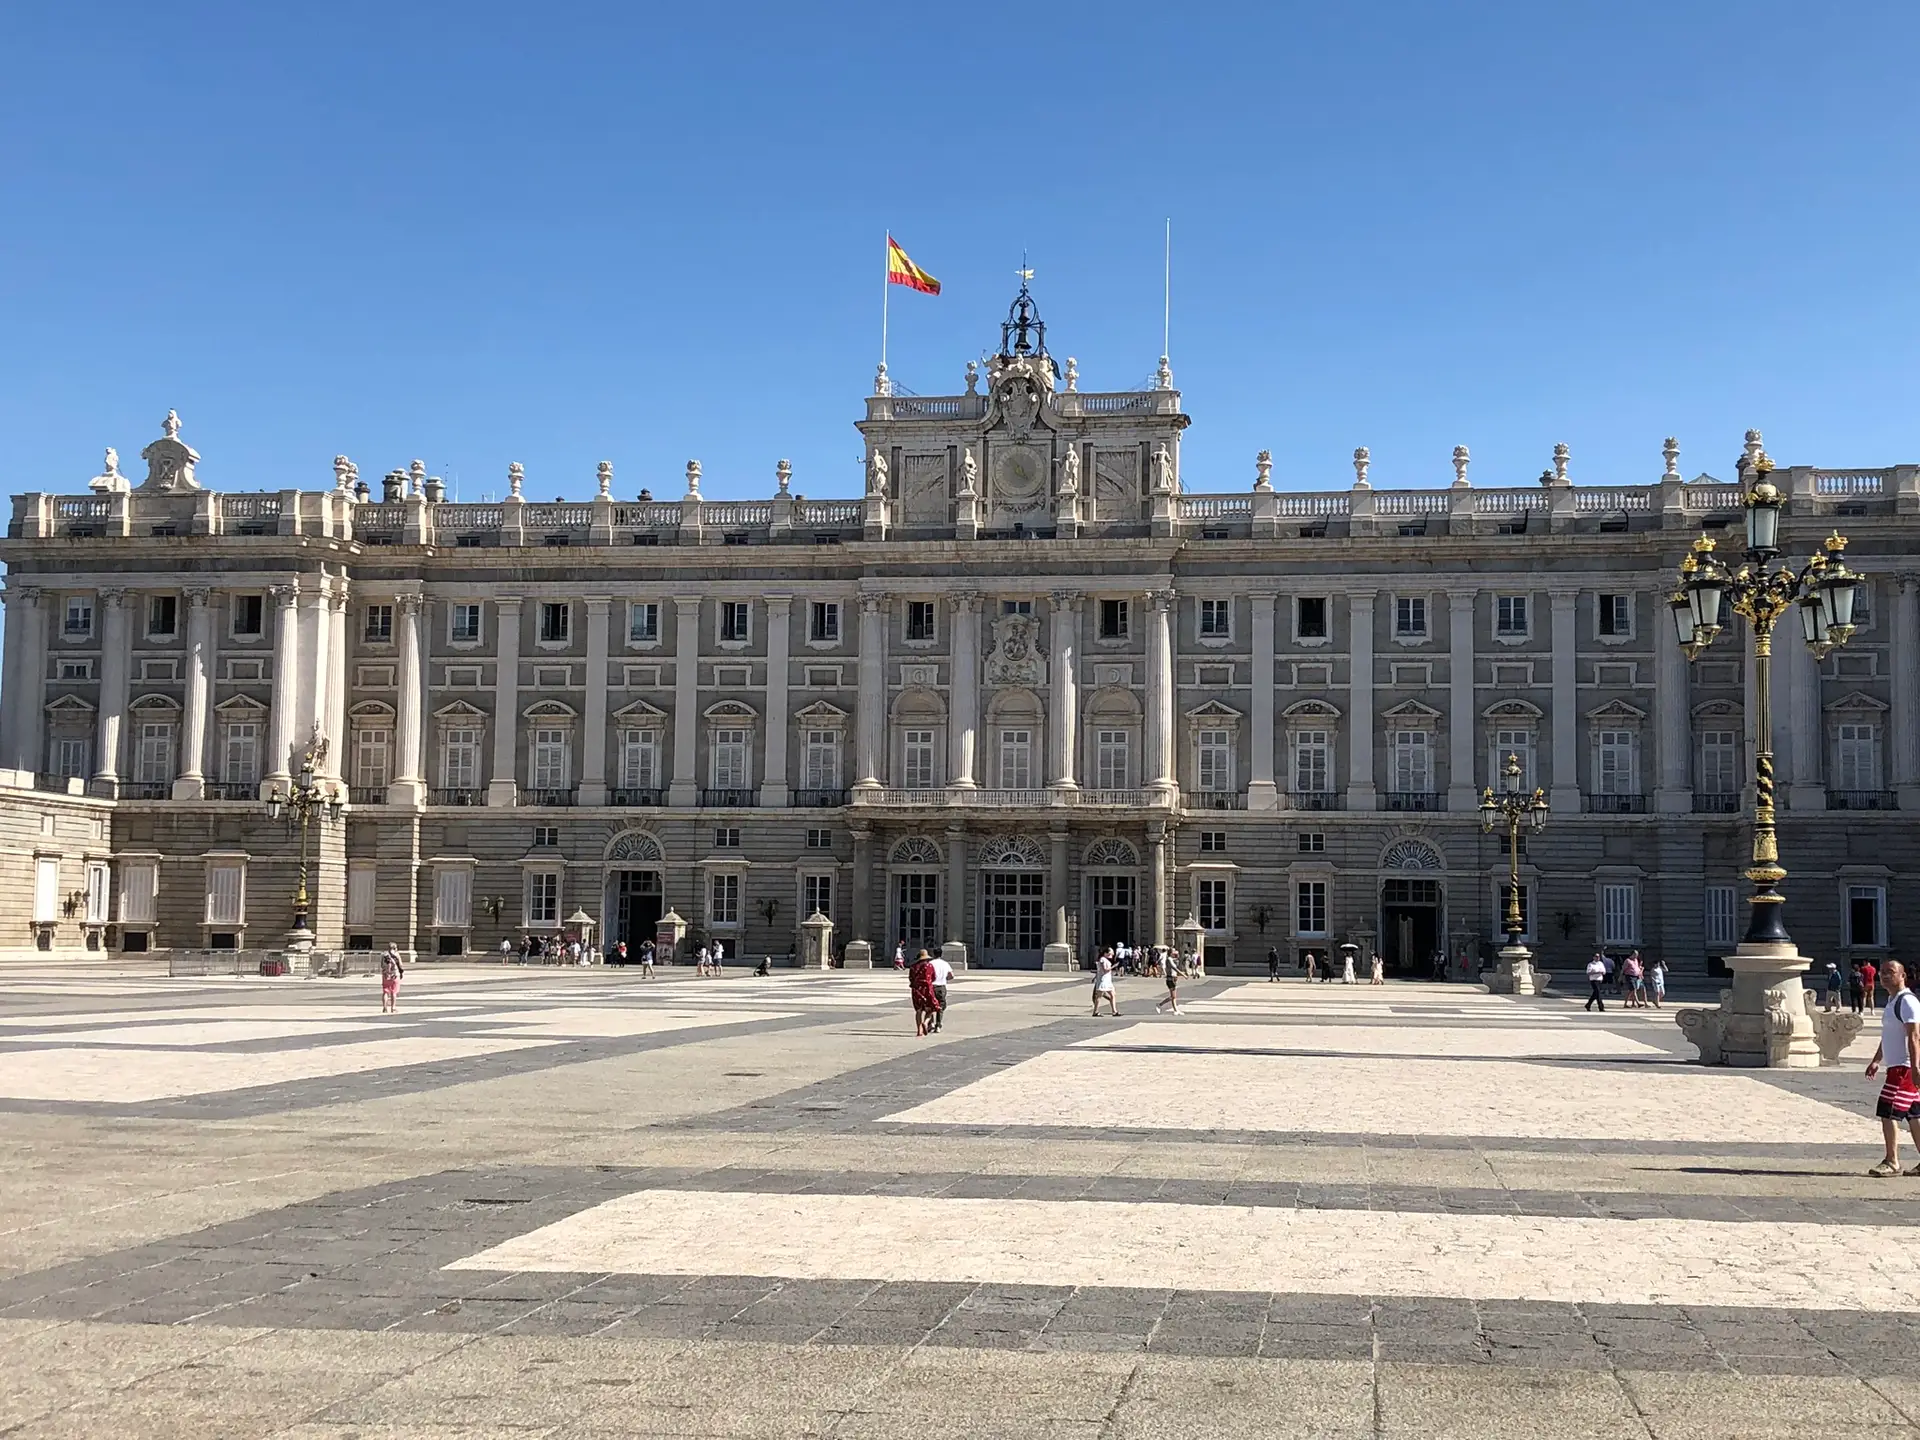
1073,1022,1670,1059
883,1050,1866,1144
465,1007,803,1038
452,1186,1920,1310
0,1019,393,1047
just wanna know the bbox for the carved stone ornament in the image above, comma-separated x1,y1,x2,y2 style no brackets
88,447,129,495
1058,448,1080,499
958,448,979,497
867,450,889,499
1150,445,1175,496
985,353,1053,439
137,410,200,492
597,460,613,498
984,613,1047,689
1352,446,1372,490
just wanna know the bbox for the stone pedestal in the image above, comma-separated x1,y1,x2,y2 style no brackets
1042,942,1074,971
1481,943,1538,996
940,940,968,973
1676,942,1821,1068
841,940,873,969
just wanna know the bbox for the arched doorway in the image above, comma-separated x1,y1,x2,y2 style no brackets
888,836,943,958
602,830,665,953
1082,836,1140,960
1379,838,1445,976
978,835,1047,968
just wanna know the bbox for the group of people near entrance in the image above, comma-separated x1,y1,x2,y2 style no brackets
1823,958,1895,1014
1582,950,1666,1010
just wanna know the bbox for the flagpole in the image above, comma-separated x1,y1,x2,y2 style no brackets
1163,217,1171,359
881,231,890,374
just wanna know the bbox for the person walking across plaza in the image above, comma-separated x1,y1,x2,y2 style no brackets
1824,960,1844,1011
1340,946,1357,984
379,944,404,1013
1267,946,1281,982
639,939,655,978
1156,953,1182,1015
1648,956,1667,1008
907,950,940,1036
1866,960,1920,1175
1369,951,1385,986
1584,952,1608,1012
1851,960,1868,1014
1622,951,1646,1008
1092,950,1119,1017
1864,959,1881,1012
929,950,954,1031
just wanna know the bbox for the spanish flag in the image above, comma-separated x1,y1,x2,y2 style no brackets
886,235,940,295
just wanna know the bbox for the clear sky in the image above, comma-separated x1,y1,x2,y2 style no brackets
3,1,1916,505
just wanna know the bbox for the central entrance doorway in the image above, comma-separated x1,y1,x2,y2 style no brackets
980,870,1045,968
894,873,940,957
609,869,663,954
1088,874,1135,955
1381,877,1441,975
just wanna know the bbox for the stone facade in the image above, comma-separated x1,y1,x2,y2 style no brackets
3,295,1917,972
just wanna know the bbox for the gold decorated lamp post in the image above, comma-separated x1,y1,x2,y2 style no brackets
1479,753,1549,994
1669,453,1863,1066
265,739,344,957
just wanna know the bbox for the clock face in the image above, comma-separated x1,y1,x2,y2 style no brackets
992,446,1045,506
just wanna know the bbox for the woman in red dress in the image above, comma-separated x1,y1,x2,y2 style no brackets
908,950,941,1036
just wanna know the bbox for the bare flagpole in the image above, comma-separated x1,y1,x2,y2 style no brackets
1163,217,1172,360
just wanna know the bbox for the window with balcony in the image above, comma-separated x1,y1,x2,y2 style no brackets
440,727,481,791
451,603,484,644
531,728,571,790
1490,730,1535,791
538,602,571,644
711,727,750,789
1296,880,1328,938
1197,729,1233,792
807,730,845,790
136,723,175,784
364,604,394,643
1198,599,1231,640
1834,723,1881,792
1197,877,1229,931
809,601,840,643
900,729,935,790
906,601,936,641
1699,729,1739,797
619,729,660,790
1391,730,1431,793
52,737,86,778
1098,598,1129,640
353,728,390,792
146,594,178,637
221,723,259,786
1596,730,1637,795
627,602,659,644
1094,729,1130,789
997,729,1033,790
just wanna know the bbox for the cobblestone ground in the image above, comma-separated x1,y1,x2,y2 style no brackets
0,960,1915,1437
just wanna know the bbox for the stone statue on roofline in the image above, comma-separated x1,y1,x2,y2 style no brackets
138,410,200,492
88,448,129,494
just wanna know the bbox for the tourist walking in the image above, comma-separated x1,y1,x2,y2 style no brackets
639,940,655,978
710,939,724,971
1369,951,1385,986
1584,952,1608,1012
1824,961,1844,1011
1340,946,1357,985
695,943,711,977
929,950,953,1031
1851,961,1868,1014
1267,946,1281,982
1864,959,1881,1012
1866,960,1920,1175
1648,956,1667,1008
1623,951,1646,1008
1156,955,1182,1014
893,941,907,971
1092,951,1119,1017
908,950,941,1036
379,944,404,1013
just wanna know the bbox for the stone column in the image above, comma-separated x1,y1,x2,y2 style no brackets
1048,591,1080,791
264,584,301,792
1347,591,1377,809
0,583,29,773
173,588,213,799
1044,825,1072,969
762,595,792,806
844,824,874,966
1654,596,1693,813
93,588,131,791
487,597,522,807
1147,821,1169,947
1144,590,1176,800
1446,588,1476,811
1784,615,1824,810
1895,578,1920,810
580,596,611,805
668,597,700,806
297,580,329,773
854,593,886,791
944,824,967,965
325,580,349,780
388,594,426,805
948,593,980,788
1549,589,1580,812
1248,590,1278,810
14,588,49,776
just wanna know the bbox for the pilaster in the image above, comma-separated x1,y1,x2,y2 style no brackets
1895,578,1920,810
854,593,886,791
387,594,427,806
1144,590,1176,801
486,597,522,807
761,595,792,807
173,588,212,799
948,593,980,787
264,583,300,793
667,597,700,807
1445,588,1476,811
1654,584,1693,813
579,596,611,805
1047,591,1080,791
1347,590,1377,809
1548,589,1580,813
93,588,131,789
1247,591,1278,811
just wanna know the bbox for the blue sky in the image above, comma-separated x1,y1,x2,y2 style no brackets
2,1,1916,503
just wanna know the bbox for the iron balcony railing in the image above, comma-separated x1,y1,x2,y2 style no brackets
1831,790,1899,811
611,787,665,806
700,788,757,808
1589,793,1650,814
1385,791,1442,812
789,788,849,807
524,787,578,807
431,787,482,806
1693,793,1740,814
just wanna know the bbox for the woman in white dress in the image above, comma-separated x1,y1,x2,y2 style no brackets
1340,946,1357,984
1369,952,1385,985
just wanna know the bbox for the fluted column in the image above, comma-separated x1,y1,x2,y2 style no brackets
1446,588,1476,810
388,594,426,805
93,589,132,790
580,596,611,805
1144,590,1176,800
487,597,522,806
1654,592,1692,813
264,584,301,793
762,595,792,806
1048,591,1080,790
0,582,30,772
668,597,700,806
854,593,886,791
850,824,873,945
948,593,980,788
1347,591,1377,808
1548,589,1580,812
325,580,349,781
173,588,213,799
1895,578,1920,809
297,580,329,774
945,825,967,952
1148,821,1169,947
1248,591,1277,810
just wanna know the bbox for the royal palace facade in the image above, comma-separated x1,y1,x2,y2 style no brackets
3,293,1918,974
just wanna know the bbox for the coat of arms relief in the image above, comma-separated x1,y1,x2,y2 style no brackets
984,614,1046,689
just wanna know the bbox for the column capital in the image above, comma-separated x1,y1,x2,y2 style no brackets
673,595,701,614
395,593,424,616
1048,589,1082,610
13,585,44,606
1247,589,1278,603
1145,589,1176,613
1346,588,1379,603
584,595,612,613
1445,586,1479,603
496,594,525,611
950,591,982,614
184,586,212,609
99,587,129,607
1549,587,1581,606
270,584,300,608
860,593,886,615
328,588,350,614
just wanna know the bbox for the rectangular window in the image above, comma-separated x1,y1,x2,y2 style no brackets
527,871,560,927
901,729,935,790
1296,880,1328,938
1199,830,1225,853
1835,723,1881,791
1198,599,1231,638
441,728,481,790
627,602,659,644
803,873,833,918
797,730,838,790
1395,596,1427,637
1848,885,1888,948
1197,729,1233,792
353,729,390,790
1094,729,1129,789
119,862,157,926
1002,599,1033,616
206,863,245,926
1293,731,1330,793
532,825,559,847
57,659,93,681
64,596,93,637
531,729,571,789
1598,594,1631,637
54,737,87,778
147,595,178,637
451,603,483,643
805,827,832,849
998,729,1033,790
33,857,59,924
720,601,750,642
619,729,660,790
84,862,108,926
1491,731,1534,791
363,604,394,643
1296,596,1328,640
233,594,264,636
1601,883,1640,946
1496,595,1529,636
1392,730,1431,792
711,728,750,789
907,601,936,641
1197,877,1229,931
1099,598,1129,640
222,724,259,785
136,723,174,783
714,827,741,848
709,872,740,926
434,868,472,928
809,601,840,642
539,602,571,644
346,864,377,928
1597,730,1637,795
1699,730,1739,795
1704,884,1738,949
1298,831,1325,853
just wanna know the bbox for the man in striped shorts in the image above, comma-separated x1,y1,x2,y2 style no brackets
1866,959,1920,1176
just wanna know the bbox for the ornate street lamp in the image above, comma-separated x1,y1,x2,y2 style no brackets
265,737,345,955
1669,452,1861,1067
1479,752,1549,994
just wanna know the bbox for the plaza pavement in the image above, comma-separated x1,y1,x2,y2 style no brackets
0,960,1914,1437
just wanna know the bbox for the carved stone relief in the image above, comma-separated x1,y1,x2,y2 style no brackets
984,613,1046,689
988,444,1050,527
1092,449,1138,521
901,454,949,525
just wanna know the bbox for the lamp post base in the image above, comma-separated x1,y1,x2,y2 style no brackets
1481,943,1538,996
1676,942,1822,1068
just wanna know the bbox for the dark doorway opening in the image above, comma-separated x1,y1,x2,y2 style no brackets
614,870,663,952
1090,874,1135,956
1382,877,1441,975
